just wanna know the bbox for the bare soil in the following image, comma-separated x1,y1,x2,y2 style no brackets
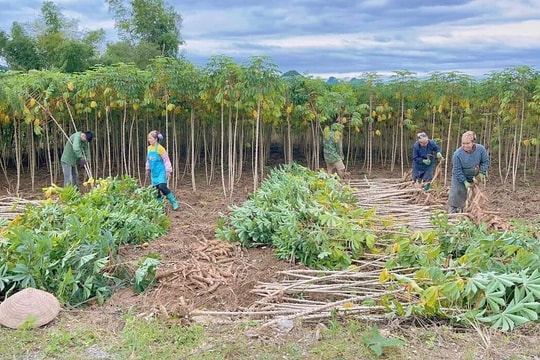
4,166,540,359
93,168,540,323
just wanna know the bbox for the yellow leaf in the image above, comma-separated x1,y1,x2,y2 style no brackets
379,269,391,283
90,101,97,108
67,82,74,91
421,286,440,308
375,129,381,136
252,109,258,118
167,103,175,111
342,302,355,309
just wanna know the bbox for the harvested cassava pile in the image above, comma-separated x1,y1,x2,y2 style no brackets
465,181,510,230
152,237,242,295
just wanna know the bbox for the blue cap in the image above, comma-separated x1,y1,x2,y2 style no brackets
84,131,94,142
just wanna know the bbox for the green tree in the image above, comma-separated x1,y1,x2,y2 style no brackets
106,0,184,59
0,23,43,71
36,1,104,72
0,1,104,72
100,40,161,69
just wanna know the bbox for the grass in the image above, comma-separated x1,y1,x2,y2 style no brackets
1,311,540,359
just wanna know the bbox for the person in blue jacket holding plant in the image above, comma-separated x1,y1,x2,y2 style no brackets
412,132,443,191
448,131,490,213
145,130,179,211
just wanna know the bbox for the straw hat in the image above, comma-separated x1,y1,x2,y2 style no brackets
0,288,61,329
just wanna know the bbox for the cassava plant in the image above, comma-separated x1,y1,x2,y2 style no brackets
216,163,391,269
0,176,169,305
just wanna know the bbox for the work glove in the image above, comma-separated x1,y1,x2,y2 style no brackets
478,173,485,181
436,152,443,159
422,158,431,166
80,159,87,167
464,181,472,189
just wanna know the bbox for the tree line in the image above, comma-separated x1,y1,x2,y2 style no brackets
0,58,539,196
0,0,182,72
0,2,538,194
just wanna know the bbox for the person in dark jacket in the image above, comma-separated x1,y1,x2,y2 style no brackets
448,131,490,213
61,131,93,187
412,132,443,191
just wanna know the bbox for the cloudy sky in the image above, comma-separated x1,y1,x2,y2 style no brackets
1,0,540,78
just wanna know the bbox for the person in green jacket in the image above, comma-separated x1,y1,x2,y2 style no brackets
323,117,347,178
61,131,93,187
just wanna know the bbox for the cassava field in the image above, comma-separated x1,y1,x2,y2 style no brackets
2,36,540,360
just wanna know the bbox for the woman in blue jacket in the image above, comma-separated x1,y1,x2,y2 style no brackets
448,131,490,213
412,132,443,191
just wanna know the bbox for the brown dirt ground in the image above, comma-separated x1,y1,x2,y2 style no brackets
4,165,540,359
92,167,540,316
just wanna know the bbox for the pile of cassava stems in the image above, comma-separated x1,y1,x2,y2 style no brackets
0,196,40,220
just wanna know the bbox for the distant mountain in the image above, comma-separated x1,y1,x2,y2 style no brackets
327,76,339,85
281,70,302,78
281,70,367,86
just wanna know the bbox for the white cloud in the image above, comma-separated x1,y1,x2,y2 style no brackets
0,0,539,77
420,20,540,48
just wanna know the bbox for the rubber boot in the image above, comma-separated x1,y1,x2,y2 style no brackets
166,192,179,211
423,184,430,192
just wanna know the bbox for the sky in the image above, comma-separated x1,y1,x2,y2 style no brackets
1,0,540,79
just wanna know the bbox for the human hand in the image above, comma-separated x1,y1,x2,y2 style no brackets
464,181,472,189
422,159,431,166
80,159,87,167
478,173,485,181
436,152,443,159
